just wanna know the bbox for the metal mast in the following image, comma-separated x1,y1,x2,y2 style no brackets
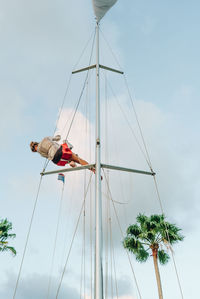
41,16,155,299
94,21,103,299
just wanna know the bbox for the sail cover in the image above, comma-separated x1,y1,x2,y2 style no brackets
92,0,118,22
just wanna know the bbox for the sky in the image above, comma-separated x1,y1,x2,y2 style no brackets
0,0,200,298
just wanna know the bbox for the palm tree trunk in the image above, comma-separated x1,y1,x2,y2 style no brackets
152,248,163,299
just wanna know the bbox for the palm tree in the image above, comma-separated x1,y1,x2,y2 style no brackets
0,218,16,255
123,214,183,299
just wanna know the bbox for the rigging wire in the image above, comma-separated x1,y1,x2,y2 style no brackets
83,180,86,299
106,79,152,169
59,170,80,277
109,212,114,299
14,30,95,299
104,195,109,299
153,176,184,299
55,172,93,299
84,80,92,299
123,75,153,170
102,73,131,234
53,30,95,137
85,61,94,299
13,175,43,299
13,31,95,291
100,28,185,298
102,169,143,299
107,198,119,299
80,87,90,299
104,74,109,299
61,31,96,141
16,21,184,299
100,29,153,171
110,218,119,299
46,180,65,299
80,202,85,299
14,29,96,297
102,192,128,205
104,73,123,297
42,31,96,175
104,73,122,298
90,187,94,299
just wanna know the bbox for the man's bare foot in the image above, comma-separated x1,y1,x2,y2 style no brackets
90,167,96,174
90,167,103,180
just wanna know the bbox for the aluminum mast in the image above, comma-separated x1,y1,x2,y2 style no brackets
94,21,103,299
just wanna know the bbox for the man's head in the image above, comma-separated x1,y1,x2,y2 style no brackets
30,141,39,152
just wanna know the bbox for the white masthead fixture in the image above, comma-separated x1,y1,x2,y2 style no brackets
92,0,118,22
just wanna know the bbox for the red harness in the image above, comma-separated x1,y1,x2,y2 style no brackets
56,143,72,166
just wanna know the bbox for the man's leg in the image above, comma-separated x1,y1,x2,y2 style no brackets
71,153,89,166
70,152,95,173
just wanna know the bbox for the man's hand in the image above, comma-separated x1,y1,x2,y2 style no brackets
69,161,77,168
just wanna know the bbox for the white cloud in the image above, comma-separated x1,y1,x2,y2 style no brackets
0,271,80,299
45,92,200,244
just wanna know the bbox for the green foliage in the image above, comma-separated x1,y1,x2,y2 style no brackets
158,249,170,265
126,224,141,237
123,236,142,253
123,213,183,265
135,247,149,262
0,218,16,256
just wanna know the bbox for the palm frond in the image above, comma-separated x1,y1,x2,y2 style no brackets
135,248,149,263
136,214,148,226
123,237,142,253
0,218,16,256
147,231,155,241
6,246,17,256
160,222,184,244
126,224,141,237
0,245,16,255
124,213,183,267
150,214,165,223
158,249,170,265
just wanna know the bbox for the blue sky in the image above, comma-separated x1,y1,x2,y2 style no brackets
0,0,199,298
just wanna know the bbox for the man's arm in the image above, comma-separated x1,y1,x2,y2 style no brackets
52,135,61,142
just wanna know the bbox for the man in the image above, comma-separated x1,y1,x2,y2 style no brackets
30,135,95,172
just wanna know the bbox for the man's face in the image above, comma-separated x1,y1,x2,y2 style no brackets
33,144,38,152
